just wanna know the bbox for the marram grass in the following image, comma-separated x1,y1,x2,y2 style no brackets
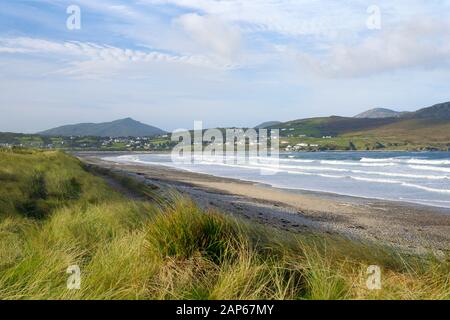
0,149,449,300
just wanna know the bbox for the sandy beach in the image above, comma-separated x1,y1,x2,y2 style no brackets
75,152,450,254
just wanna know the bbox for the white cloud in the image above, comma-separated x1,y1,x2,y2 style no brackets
295,18,450,77
175,13,241,61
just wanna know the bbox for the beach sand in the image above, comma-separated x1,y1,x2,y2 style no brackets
76,152,450,254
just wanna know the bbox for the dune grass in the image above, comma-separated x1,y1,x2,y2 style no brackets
0,148,449,300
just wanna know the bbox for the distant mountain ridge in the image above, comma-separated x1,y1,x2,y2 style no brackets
255,121,282,129
39,118,166,137
354,108,407,119
407,101,450,120
37,101,450,139
266,101,450,141
355,102,450,120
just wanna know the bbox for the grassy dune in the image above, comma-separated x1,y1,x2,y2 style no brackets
0,148,449,300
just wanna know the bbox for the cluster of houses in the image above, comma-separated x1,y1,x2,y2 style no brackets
0,134,173,151
101,137,146,148
280,128,306,138
100,136,171,150
285,143,320,151
0,141,54,149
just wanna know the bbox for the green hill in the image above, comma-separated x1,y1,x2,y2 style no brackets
270,101,450,150
39,118,166,137
346,118,450,143
407,101,450,120
254,121,282,129
269,116,399,138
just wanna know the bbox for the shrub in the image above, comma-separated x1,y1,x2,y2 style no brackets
15,200,52,220
25,171,48,200
59,178,82,200
0,171,17,182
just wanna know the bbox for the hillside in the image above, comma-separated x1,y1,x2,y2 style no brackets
39,118,166,137
269,116,399,138
347,102,450,145
407,101,450,120
270,101,450,150
354,108,406,119
6,101,450,151
254,121,282,129
345,118,450,144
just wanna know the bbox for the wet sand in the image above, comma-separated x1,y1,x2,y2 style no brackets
75,152,450,254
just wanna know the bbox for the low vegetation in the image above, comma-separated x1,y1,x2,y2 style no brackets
0,149,449,299
275,117,450,151
0,132,174,151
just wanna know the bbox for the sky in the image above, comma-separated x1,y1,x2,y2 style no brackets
1,0,450,133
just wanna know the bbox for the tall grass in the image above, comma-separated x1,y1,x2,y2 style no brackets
0,149,449,300
147,196,240,263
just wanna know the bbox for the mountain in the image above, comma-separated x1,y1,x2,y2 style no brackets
408,101,450,120
355,102,450,120
255,121,282,129
354,108,405,119
38,118,166,137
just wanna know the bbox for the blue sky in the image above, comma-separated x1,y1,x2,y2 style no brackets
1,0,450,132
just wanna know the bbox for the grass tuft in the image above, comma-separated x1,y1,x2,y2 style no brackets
147,195,239,264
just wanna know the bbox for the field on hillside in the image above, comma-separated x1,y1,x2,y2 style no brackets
0,149,449,299
344,119,450,149
275,117,450,151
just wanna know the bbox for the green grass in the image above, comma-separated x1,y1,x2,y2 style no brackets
343,119,450,151
0,149,449,299
273,117,450,151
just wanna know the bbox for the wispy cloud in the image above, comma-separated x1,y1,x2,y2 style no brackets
0,37,236,78
145,0,363,38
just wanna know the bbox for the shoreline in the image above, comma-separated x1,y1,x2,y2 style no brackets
75,151,450,254
92,150,450,212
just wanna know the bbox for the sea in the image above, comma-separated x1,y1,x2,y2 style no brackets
104,151,450,209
